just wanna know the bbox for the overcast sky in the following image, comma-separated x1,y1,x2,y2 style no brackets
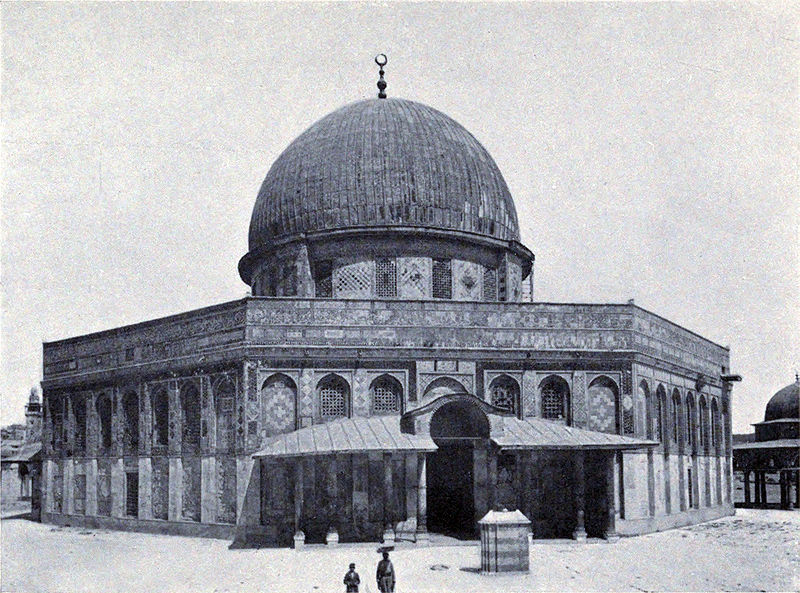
2,2,798,431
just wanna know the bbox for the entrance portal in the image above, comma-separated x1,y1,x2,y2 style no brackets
426,399,490,538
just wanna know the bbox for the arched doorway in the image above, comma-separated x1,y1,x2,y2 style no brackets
427,399,489,538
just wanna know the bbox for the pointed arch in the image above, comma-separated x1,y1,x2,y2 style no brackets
488,374,520,415
122,389,139,455
317,374,350,419
540,375,570,422
214,374,236,453
180,381,201,451
150,384,169,450
588,375,619,433
96,391,113,452
370,374,402,415
423,376,467,399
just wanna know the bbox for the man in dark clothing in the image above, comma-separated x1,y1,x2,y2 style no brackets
343,563,360,593
376,551,395,593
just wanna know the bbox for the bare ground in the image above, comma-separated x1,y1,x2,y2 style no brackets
1,509,797,593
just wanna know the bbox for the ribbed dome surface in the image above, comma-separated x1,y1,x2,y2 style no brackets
765,380,799,422
248,98,520,250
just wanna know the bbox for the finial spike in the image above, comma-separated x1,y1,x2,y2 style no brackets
375,54,387,99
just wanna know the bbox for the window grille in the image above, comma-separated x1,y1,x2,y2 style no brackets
376,258,397,297
123,391,139,454
654,396,663,442
215,378,236,453
541,386,563,419
371,377,401,414
335,262,372,297
711,405,719,450
671,396,680,444
686,404,694,449
432,258,452,299
316,261,332,298
319,377,348,418
490,377,519,413
181,384,201,447
73,397,86,455
98,394,113,450
483,266,497,301
151,387,169,448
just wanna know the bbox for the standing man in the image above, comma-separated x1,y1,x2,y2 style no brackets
376,549,395,593
343,563,360,593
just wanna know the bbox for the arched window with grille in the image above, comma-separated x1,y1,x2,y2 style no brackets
150,385,169,450
640,381,654,439
97,392,113,452
711,399,721,455
317,374,350,420
370,375,402,415
214,376,236,452
540,375,570,422
699,395,709,454
656,384,668,445
122,390,139,455
73,394,87,455
671,389,681,448
489,375,520,415
685,392,696,454
180,382,201,451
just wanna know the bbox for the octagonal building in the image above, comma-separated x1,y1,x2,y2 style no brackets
39,83,737,546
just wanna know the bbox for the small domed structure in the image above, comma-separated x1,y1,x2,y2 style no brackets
239,98,533,302
754,375,800,441
764,378,799,422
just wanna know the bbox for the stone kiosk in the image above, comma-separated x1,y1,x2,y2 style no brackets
479,509,531,573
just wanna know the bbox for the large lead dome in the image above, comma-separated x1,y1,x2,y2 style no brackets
248,98,520,248
240,96,533,302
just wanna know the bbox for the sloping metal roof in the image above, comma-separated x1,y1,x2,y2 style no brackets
493,416,657,450
733,438,800,450
252,416,437,458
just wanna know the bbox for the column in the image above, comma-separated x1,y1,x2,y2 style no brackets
572,451,587,541
795,471,800,509
744,471,751,505
760,471,768,507
416,452,428,543
604,452,618,542
488,449,498,511
383,452,395,543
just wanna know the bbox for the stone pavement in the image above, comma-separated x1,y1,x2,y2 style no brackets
1,509,797,592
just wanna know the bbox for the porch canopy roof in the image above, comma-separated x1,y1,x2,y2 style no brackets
733,438,800,450
253,416,437,458
494,416,657,451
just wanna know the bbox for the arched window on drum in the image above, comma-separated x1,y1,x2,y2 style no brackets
489,375,520,416
540,375,570,423
318,374,350,420
370,375,402,415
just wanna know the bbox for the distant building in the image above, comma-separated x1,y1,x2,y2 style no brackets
1,390,43,517
40,71,736,546
733,376,799,509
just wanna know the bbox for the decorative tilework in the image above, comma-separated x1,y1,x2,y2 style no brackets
587,377,618,434
453,260,482,301
398,257,430,299
353,368,369,417
522,371,537,417
572,371,587,428
261,373,297,436
298,369,315,420
334,260,373,298
245,363,260,451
